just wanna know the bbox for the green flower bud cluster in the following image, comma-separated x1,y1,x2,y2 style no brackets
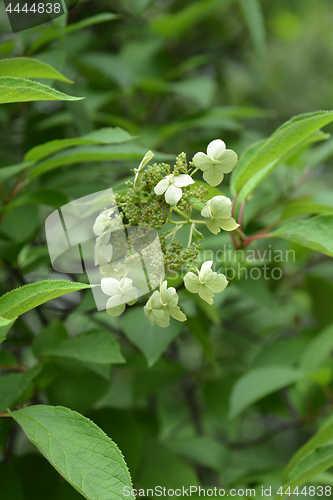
94,139,239,327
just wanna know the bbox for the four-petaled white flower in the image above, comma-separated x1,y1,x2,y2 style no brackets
184,261,228,304
134,150,154,188
154,174,194,205
101,276,138,316
192,139,238,187
201,195,239,234
144,280,186,328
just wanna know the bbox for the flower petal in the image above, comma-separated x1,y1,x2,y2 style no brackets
203,166,224,187
206,273,228,293
198,286,214,304
217,149,238,174
106,294,125,308
205,218,221,234
200,260,213,273
101,277,121,296
210,196,232,219
172,174,195,188
169,306,187,322
154,178,170,195
200,205,211,218
218,217,239,231
134,150,154,188
153,308,170,328
207,139,226,159
124,287,138,303
184,272,201,293
107,303,125,317
121,276,134,291
192,152,213,171
165,185,182,205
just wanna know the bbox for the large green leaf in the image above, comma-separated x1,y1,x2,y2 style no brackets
121,307,183,366
273,215,333,257
44,330,125,365
9,405,133,500
0,58,72,83
29,144,174,179
229,366,304,418
0,280,91,320
233,111,333,192
25,127,135,162
0,77,83,104
0,365,40,412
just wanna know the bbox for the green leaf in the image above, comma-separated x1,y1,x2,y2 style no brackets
32,319,68,359
151,0,231,37
229,366,304,418
0,58,72,83
121,307,183,366
5,189,69,211
0,161,33,184
0,365,40,412
301,323,333,371
0,280,91,320
281,200,333,220
44,330,125,364
29,144,174,179
0,316,16,344
9,405,133,500
0,77,83,104
234,111,333,193
25,127,135,162
276,421,333,499
238,0,266,56
29,13,120,53
165,437,228,471
273,215,333,257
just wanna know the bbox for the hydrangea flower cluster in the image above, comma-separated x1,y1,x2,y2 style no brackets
93,140,240,327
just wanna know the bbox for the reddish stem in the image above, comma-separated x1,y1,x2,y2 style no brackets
231,193,238,218
238,201,245,229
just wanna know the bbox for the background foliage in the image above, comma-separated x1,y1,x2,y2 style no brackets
1,0,333,499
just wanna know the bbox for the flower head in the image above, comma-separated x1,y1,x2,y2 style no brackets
184,261,228,304
154,174,194,205
144,280,186,327
134,150,154,188
192,139,238,187
101,276,138,316
201,195,239,234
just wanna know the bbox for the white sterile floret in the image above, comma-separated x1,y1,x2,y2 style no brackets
101,276,138,316
154,174,194,205
93,209,114,236
192,139,238,187
134,150,154,188
201,195,239,234
144,280,186,328
184,260,228,305
94,232,112,266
